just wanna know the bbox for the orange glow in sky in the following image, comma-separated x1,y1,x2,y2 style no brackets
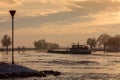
0,0,120,47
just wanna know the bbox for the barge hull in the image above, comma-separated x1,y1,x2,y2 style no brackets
48,51,91,54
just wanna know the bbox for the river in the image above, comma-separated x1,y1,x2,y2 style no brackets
0,51,120,80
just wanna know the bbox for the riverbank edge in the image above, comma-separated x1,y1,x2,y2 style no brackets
0,62,61,79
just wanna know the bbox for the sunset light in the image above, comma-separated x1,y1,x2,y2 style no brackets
0,0,120,47
0,0,120,79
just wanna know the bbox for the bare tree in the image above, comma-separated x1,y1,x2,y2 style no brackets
1,35,12,54
97,33,111,51
86,38,96,50
107,35,120,51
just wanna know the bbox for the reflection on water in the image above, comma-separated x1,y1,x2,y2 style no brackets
0,51,120,79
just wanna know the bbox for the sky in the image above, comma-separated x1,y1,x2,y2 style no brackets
0,0,120,47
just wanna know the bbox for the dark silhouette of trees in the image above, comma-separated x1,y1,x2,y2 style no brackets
86,33,120,52
16,46,26,53
1,35,12,54
86,38,96,50
97,33,111,51
33,39,59,49
107,35,120,51
17,46,21,53
34,39,46,49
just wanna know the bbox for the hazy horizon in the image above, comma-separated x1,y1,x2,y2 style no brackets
0,0,120,47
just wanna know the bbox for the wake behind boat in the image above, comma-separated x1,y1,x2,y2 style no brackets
48,44,91,54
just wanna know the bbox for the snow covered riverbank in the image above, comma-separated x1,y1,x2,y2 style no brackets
0,62,60,79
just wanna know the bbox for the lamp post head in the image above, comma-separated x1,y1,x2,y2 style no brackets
9,10,16,17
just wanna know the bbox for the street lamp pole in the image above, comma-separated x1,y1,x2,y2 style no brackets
9,10,16,64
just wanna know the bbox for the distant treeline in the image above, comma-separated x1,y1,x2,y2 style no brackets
86,33,120,52
0,35,59,53
1,33,120,52
33,39,60,49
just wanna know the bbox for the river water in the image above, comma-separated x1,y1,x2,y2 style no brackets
0,51,120,80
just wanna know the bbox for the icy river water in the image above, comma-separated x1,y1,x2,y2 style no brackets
0,51,120,80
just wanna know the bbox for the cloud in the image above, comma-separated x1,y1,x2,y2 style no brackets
1,0,120,47
12,22,107,36
14,0,120,26
0,0,24,6
1,0,120,37
1,0,120,31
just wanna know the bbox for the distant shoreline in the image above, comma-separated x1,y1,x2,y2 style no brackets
0,48,47,52
0,48,120,52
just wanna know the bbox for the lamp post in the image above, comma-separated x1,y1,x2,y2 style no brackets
9,10,16,64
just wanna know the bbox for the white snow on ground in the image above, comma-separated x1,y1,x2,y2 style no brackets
0,62,36,74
